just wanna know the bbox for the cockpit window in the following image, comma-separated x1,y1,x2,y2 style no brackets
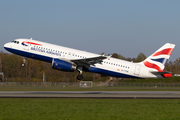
12,40,19,44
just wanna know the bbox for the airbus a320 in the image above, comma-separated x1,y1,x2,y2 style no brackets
4,38,175,80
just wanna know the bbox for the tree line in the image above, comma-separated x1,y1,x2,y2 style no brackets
0,51,179,82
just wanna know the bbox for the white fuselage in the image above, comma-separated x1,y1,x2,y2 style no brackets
4,38,161,79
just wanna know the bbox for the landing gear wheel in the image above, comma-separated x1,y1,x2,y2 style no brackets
77,74,83,80
22,63,25,67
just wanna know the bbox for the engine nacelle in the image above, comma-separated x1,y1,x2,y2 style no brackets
52,58,76,72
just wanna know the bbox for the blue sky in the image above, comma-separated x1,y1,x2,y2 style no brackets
0,0,180,61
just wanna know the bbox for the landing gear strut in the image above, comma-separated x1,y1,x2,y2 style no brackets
77,67,83,80
22,57,27,67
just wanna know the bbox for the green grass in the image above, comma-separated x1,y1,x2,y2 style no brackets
0,98,180,120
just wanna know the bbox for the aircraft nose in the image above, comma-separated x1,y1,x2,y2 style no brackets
4,43,8,48
4,43,10,50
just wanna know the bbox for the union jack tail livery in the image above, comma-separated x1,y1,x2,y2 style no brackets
141,43,175,78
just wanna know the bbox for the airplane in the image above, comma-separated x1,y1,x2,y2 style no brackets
4,38,175,80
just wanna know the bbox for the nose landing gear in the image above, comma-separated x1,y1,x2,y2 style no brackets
22,57,27,67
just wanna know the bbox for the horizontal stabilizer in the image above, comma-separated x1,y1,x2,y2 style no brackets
151,71,171,75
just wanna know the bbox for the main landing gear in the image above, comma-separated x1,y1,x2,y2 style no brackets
22,57,27,67
77,67,83,80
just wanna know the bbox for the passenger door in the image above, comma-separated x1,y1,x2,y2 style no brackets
134,65,141,75
23,41,29,51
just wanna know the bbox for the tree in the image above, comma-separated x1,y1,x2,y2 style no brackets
111,53,119,58
118,54,126,60
100,52,106,56
135,52,146,62
173,58,180,74
1,52,180,82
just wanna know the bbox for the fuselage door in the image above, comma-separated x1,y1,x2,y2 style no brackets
134,65,141,75
23,41,29,51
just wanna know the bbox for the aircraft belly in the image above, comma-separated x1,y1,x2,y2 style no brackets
5,47,53,63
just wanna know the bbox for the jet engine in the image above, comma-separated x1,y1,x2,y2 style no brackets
52,58,76,72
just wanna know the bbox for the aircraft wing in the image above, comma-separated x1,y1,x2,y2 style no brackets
71,56,107,67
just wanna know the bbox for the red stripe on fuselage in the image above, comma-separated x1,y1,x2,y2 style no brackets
22,41,42,46
153,48,173,56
